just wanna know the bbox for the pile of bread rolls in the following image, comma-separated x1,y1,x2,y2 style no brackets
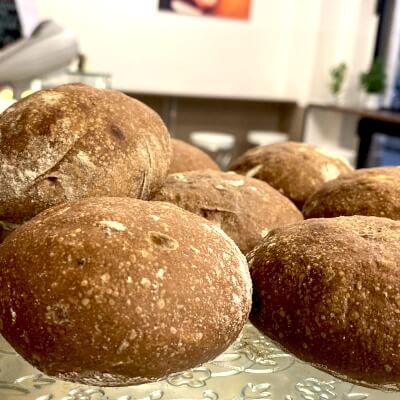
0,83,399,390
231,142,400,389
0,84,252,386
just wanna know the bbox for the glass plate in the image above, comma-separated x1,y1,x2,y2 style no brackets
0,322,398,400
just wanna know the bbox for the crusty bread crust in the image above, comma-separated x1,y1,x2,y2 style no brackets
303,166,400,220
0,84,171,223
0,197,251,386
249,216,400,386
230,141,352,209
169,139,220,174
153,169,303,254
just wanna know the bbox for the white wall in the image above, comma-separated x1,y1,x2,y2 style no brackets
308,0,378,106
34,0,377,103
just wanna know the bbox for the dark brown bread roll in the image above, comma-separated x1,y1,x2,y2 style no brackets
303,166,400,220
230,141,353,209
0,83,171,224
152,170,303,254
169,139,220,174
249,216,400,388
0,197,251,386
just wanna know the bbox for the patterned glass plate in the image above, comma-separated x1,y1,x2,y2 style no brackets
0,322,398,400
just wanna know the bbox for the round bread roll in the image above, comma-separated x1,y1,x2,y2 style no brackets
0,83,171,224
169,139,220,174
229,141,352,209
0,197,251,386
249,216,400,388
303,166,400,220
152,170,303,254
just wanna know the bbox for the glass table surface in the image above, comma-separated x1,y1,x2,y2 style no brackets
0,323,398,400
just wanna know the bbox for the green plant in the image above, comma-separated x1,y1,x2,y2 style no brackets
329,62,347,96
360,58,386,93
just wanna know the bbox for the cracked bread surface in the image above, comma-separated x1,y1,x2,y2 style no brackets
0,83,171,224
153,169,303,254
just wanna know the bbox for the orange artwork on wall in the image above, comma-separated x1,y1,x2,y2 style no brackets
159,0,251,21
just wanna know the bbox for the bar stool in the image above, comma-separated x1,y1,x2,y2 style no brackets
0,99,15,114
189,131,235,169
247,130,288,146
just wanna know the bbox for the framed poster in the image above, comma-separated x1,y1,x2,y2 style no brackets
159,0,251,20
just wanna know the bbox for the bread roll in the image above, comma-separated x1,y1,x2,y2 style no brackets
0,197,251,386
169,139,220,174
249,216,400,388
152,170,303,254
230,141,352,209
303,166,400,220
0,83,171,224
0,198,251,386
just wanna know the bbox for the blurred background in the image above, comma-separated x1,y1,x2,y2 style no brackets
1,0,400,168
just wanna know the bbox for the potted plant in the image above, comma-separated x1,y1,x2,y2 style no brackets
360,58,386,109
329,62,347,104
